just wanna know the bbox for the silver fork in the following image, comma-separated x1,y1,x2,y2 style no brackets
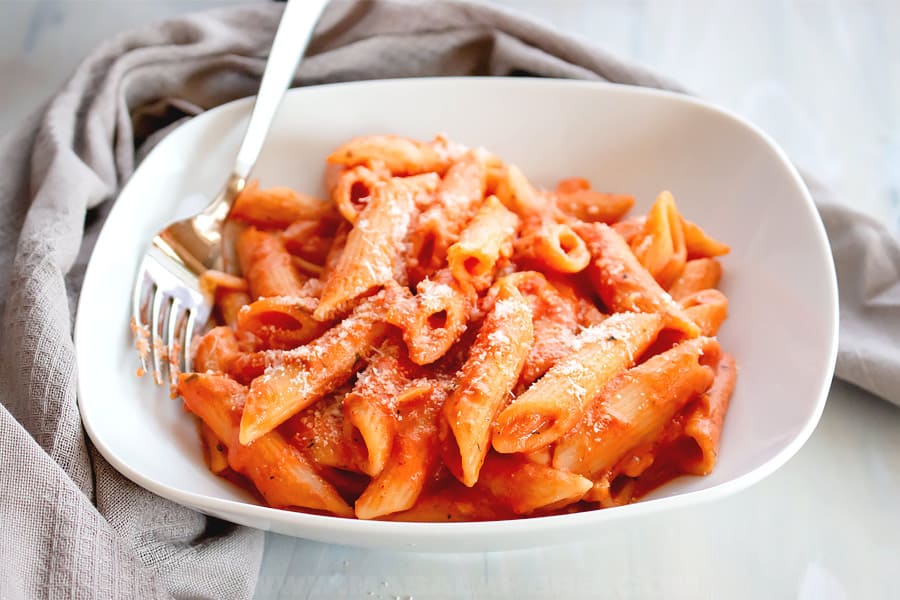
131,0,329,387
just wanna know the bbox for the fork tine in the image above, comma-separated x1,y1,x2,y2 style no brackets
166,299,189,389
149,286,170,386
183,308,199,374
131,269,153,378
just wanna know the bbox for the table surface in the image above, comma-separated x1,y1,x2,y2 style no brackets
3,1,899,599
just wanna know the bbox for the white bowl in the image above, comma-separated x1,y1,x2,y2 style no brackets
75,77,838,552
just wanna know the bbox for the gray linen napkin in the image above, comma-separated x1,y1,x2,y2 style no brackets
1,1,898,598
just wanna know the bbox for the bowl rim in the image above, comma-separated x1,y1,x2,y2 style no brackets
75,76,839,547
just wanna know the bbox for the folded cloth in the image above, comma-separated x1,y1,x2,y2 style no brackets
1,0,898,598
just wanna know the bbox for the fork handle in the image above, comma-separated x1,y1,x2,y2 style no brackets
233,0,330,181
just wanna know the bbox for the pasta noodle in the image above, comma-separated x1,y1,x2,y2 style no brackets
231,181,338,228
386,269,476,365
630,191,687,289
552,337,720,481
446,195,518,291
408,151,487,283
515,215,591,274
315,174,437,320
342,336,422,476
491,312,664,454
179,373,353,516
494,271,581,388
439,279,533,487
237,227,308,298
553,177,634,224
668,257,722,300
163,134,736,521
575,221,701,337
239,295,389,445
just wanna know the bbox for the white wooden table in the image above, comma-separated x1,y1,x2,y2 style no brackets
4,2,898,598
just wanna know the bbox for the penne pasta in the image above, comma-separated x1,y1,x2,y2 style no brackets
237,227,308,298
576,222,700,337
386,269,476,365
315,175,435,320
239,296,388,445
630,191,687,289
168,134,738,521
235,296,329,350
589,383,743,506
408,151,487,282
320,221,351,284
516,215,591,274
342,337,422,477
343,394,394,478
354,381,447,519
668,257,723,300
493,163,543,216
178,373,353,516
683,219,730,259
327,134,463,176
197,419,229,475
282,391,366,473
679,352,737,475
217,289,252,329
440,280,533,487
447,195,518,291
482,152,508,197
493,271,580,388
492,312,664,454
476,453,592,515
193,326,240,374
680,288,729,336
331,162,391,224
281,218,340,266
611,215,645,243
230,180,338,228
552,337,720,482
198,269,248,300
554,178,634,224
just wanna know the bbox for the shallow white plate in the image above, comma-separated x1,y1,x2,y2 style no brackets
75,77,838,552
